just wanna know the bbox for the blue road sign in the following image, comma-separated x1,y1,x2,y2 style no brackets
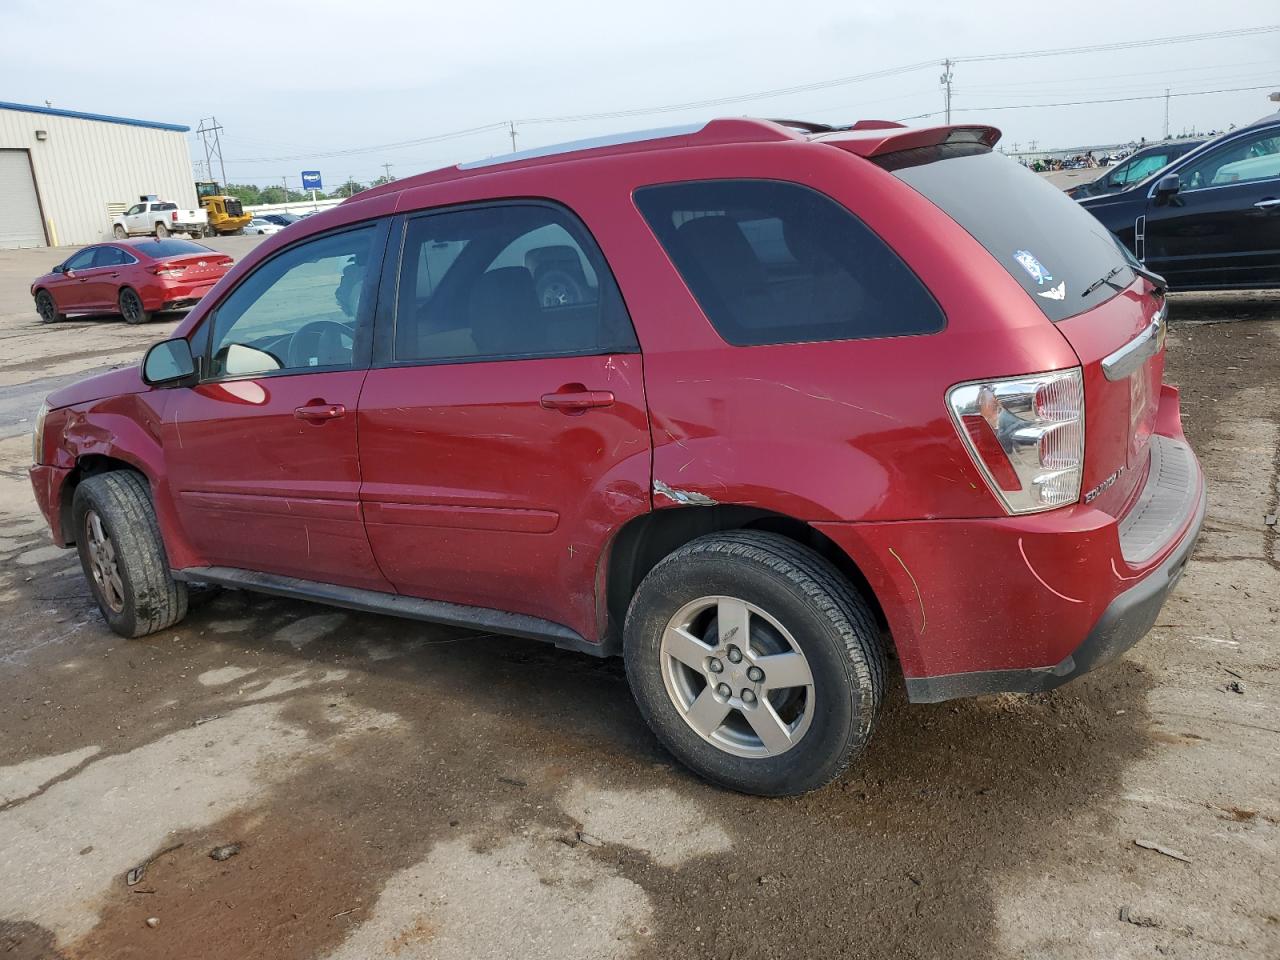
301,170,323,190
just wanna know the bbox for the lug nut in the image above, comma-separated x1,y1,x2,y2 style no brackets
747,666,764,683
741,689,756,705
708,658,724,673
716,682,732,698
726,646,743,663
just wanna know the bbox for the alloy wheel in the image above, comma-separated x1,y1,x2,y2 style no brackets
84,509,125,613
660,595,815,758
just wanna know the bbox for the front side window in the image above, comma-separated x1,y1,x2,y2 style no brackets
64,249,97,271
206,226,377,378
392,203,637,363
125,204,143,216
634,179,945,345
1180,131,1280,189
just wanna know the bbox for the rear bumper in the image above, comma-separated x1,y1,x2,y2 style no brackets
816,388,1206,702
903,483,1204,702
143,279,217,311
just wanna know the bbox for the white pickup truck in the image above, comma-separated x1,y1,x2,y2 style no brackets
112,198,208,239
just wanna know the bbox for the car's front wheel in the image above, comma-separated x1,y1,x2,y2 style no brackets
113,225,127,239
624,531,885,796
34,290,65,324
72,472,188,638
118,288,150,324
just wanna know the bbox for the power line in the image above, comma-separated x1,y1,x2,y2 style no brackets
898,82,1280,121
223,24,1280,165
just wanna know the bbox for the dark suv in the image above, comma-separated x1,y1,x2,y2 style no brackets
30,118,1204,795
1079,116,1280,289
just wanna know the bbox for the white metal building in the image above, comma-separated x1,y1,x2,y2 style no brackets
0,102,197,249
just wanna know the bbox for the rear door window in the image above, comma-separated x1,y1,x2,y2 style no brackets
391,203,637,363
634,179,944,346
876,145,1132,322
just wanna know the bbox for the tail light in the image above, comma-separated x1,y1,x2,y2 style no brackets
171,211,178,221
149,263,185,276
946,368,1085,514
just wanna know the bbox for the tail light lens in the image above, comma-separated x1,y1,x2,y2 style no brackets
947,368,1085,514
149,263,185,276
171,211,179,221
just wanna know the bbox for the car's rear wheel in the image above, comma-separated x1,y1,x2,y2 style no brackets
119,288,149,325
113,225,127,239
624,531,885,796
72,472,188,638
154,221,169,237
34,290,64,324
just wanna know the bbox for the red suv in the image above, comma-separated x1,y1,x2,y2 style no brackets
29,119,1205,796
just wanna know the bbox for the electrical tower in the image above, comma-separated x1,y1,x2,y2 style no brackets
509,121,518,152
1163,88,1171,139
195,117,227,186
382,162,394,182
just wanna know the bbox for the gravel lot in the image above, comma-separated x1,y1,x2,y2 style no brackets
0,238,1276,960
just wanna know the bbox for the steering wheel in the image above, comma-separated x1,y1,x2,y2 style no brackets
286,320,355,369
536,269,586,308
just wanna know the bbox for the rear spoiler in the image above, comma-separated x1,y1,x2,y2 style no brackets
818,124,1001,158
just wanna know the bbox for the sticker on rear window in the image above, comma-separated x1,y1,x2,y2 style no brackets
1037,281,1066,300
1013,250,1053,285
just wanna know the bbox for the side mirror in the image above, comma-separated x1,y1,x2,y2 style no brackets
142,338,197,387
52,264,65,274
1154,173,1181,202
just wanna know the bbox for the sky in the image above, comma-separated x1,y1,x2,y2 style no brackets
4,0,1279,188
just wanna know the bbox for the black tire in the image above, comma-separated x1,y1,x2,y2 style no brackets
113,225,128,239
34,289,64,324
119,287,150,325
154,221,169,238
72,471,188,638
624,531,885,796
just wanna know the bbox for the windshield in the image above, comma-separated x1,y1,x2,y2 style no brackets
875,145,1132,322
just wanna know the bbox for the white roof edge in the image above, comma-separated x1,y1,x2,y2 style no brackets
457,122,709,171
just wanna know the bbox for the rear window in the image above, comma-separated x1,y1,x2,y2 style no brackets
634,179,944,346
876,145,1132,322
136,238,210,259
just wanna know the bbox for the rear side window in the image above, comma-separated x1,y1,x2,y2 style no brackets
153,202,177,211
634,179,944,346
392,203,637,363
877,145,1132,321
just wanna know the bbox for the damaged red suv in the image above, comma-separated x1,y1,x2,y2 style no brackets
29,119,1204,795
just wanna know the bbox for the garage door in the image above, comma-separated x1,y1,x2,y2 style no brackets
0,150,45,249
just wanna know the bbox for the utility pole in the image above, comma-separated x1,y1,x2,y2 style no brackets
281,176,289,206
381,162,394,182
940,59,954,124
508,121,518,152
1163,88,1171,140
195,117,227,186
347,173,354,198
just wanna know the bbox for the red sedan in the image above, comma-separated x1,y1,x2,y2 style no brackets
31,238,233,325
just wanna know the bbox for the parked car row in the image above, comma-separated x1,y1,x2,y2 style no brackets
29,117,1205,796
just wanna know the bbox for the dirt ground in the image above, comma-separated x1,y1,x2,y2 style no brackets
0,239,1276,960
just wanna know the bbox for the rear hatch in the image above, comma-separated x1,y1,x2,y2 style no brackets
869,138,1164,518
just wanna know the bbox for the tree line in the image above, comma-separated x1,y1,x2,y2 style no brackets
224,175,395,206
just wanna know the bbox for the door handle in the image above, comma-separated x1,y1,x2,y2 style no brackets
294,401,346,422
540,389,615,412
1255,198,1280,209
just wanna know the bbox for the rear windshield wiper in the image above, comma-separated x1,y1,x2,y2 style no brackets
1081,266,1124,298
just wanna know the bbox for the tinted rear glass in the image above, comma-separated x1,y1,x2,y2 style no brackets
876,145,1132,321
635,179,944,346
135,238,210,259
